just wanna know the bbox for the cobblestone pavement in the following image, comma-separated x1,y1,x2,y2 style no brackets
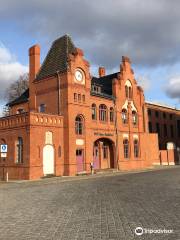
0,168,180,240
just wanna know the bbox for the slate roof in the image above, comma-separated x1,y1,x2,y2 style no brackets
91,72,119,96
7,35,119,107
36,34,77,80
7,89,29,107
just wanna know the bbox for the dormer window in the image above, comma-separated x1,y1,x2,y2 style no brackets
92,84,101,94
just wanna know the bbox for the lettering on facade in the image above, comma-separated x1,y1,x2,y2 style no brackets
94,132,113,137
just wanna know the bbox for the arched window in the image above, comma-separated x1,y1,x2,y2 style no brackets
134,139,139,158
75,115,84,135
92,104,97,120
16,137,23,163
128,87,132,99
110,107,114,122
99,104,107,121
132,111,138,125
123,139,129,158
125,80,132,99
122,109,128,124
125,85,129,98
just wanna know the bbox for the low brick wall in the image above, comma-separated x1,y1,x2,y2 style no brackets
159,149,175,166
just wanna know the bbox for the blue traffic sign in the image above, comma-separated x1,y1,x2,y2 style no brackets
1,144,8,153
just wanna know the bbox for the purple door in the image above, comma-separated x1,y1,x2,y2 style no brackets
93,146,99,169
76,149,84,172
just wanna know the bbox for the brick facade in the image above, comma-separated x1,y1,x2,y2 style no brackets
1,35,178,180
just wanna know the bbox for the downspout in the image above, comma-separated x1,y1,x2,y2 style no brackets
56,71,61,115
114,97,119,170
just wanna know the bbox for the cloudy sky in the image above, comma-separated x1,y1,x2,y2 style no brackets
0,0,180,114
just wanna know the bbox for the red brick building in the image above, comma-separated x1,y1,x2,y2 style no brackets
0,35,166,180
146,102,180,165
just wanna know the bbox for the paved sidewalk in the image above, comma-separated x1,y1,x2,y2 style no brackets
1,165,179,186
0,167,180,239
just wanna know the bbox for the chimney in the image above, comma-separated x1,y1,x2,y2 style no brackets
29,44,40,82
98,67,106,77
29,44,40,111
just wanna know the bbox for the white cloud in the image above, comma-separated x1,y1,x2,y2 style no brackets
165,76,180,101
0,44,28,100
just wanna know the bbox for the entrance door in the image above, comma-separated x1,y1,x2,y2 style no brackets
93,146,99,169
76,149,84,172
43,145,54,175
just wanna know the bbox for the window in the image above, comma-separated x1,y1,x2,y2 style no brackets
74,93,77,102
75,115,84,135
78,94,81,102
156,123,160,136
122,109,128,124
177,120,180,138
16,137,23,163
99,104,107,121
170,114,173,120
92,85,101,93
17,108,24,114
123,139,129,158
39,104,46,113
148,109,151,116
170,125,174,138
125,85,132,99
148,122,152,133
163,112,166,119
164,124,167,137
82,95,85,103
92,104,97,120
102,144,108,159
110,107,114,122
134,140,139,158
132,111,138,125
155,111,159,118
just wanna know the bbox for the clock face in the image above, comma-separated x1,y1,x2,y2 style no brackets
75,70,83,82
74,69,85,84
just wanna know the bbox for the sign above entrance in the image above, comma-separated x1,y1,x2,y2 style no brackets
1,144,8,153
94,132,113,137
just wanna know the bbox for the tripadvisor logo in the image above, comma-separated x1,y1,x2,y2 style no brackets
135,227,173,236
135,227,143,236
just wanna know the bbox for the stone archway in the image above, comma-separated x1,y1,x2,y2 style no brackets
43,145,54,175
93,138,115,170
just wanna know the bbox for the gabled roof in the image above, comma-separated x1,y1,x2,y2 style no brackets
7,89,29,107
36,34,77,80
91,72,119,95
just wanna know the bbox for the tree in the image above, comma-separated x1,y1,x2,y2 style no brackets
5,73,29,102
2,73,29,117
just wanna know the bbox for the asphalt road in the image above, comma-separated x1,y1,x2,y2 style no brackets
0,168,180,240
